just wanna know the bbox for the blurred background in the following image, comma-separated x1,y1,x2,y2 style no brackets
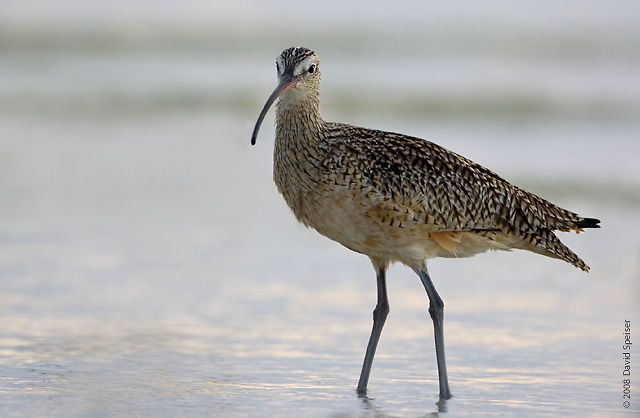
1,1,638,417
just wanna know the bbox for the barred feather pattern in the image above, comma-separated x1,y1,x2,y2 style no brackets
268,47,599,273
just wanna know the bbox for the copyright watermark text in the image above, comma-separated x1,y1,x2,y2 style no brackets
623,319,631,409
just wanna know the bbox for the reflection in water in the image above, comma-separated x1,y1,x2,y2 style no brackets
359,392,448,417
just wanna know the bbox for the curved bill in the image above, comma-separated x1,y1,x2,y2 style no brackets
251,72,298,145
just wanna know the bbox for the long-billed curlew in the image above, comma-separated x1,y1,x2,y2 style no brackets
251,46,600,400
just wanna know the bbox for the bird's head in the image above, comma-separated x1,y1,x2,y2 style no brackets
251,47,320,145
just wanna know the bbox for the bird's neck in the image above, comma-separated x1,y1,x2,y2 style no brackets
275,94,323,142
272,93,325,228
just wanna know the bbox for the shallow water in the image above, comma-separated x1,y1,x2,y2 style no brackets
1,112,637,417
1,1,639,417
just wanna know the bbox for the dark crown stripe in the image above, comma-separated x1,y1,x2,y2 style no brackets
280,47,316,67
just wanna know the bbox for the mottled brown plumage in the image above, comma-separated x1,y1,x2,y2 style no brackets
251,46,600,399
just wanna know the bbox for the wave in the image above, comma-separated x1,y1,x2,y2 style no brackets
1,88,637,121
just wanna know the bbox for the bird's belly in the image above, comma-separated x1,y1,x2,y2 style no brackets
292,187,510,267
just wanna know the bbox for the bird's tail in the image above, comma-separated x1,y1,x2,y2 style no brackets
574,217,601,229
525,229,591,272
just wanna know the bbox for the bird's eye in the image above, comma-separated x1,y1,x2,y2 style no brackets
308,64,316,74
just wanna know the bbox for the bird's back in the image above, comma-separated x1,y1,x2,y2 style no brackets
274,120,599,271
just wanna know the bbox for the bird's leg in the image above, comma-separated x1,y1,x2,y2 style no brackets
416,268,452,400
356,266,389,396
